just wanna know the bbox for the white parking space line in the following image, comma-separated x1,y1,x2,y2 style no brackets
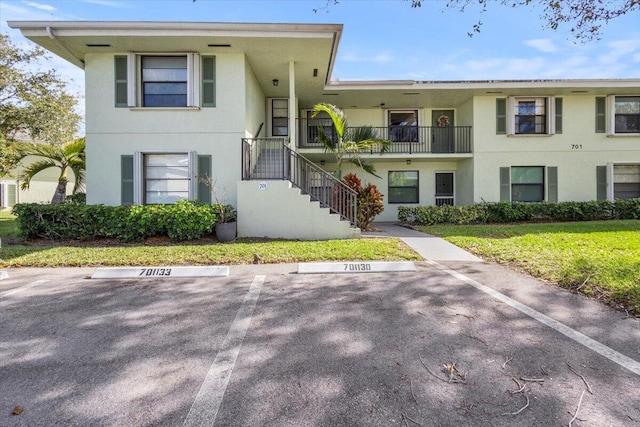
0,280,50,299
428,260,640,377
182,274,266,427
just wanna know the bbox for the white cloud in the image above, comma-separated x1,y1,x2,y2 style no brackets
523,39,559,53
25,2,57,12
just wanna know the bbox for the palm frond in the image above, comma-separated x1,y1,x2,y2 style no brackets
316,126,338,152
68,159,86,194
62,137,85,159
349,158,381,179
18,159,57,190
312,103,346,138
14,141,61,161
345,126,391,153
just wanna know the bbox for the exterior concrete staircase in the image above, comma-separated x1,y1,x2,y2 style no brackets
240,138,360,240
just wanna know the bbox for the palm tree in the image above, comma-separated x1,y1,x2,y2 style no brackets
16,138,85,204
312,103,391,178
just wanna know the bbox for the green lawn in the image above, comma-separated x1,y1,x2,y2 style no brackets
0,211,419,266
0,211,17,238
418,220,640,315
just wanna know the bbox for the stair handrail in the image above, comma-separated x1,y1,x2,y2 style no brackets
284,145,358,227
241,138,358,227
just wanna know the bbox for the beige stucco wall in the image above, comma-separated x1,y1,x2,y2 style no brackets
237,180,359,240
471,95,640,202
244,59,265,138
321,160,460,222
85,52,249,207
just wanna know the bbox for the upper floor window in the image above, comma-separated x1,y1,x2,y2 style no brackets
142,56,188,107
496,97,560,136
614,96,640,134
515,98,546,134
388,110,418,142
271,99,289,136
115,54,215,108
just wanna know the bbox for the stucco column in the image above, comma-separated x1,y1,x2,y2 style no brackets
288,60,296,151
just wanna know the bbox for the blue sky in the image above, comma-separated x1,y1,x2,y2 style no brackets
1,0,639,96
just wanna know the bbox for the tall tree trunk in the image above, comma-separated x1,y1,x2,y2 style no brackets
51,178,68,204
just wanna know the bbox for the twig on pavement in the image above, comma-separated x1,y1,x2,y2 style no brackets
569,390,586,427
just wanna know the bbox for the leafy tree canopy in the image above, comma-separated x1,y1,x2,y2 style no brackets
0,34,81,145
316,0,640,41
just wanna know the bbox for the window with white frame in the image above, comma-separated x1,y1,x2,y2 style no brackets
388,171,419,203
143,153,190,204
115,54,215,108
271,99,289,136
513,98,547,134
501,96,557,135
388,110,418,142
614,96,640,134
613,164,640,199
511,166,545,202
141,56,188,107
132,152,196,205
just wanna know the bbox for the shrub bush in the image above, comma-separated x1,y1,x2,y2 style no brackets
12,201,221,242
66,193,86,204
342,173,384,230
398,199,640,226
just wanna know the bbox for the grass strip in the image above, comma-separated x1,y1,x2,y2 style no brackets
418,220,640,315
0,237,420,267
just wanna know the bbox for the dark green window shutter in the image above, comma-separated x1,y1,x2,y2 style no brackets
596,165,607,201
595,97,606,133
202,56,216,107
496,98,506,135
115,56,128,107
7,184,16,207
121,155,134,205
554,98,563,134
197,155,212,204
547,166,558,202
500,167,511,201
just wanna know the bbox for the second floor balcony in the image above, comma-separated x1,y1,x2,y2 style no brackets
298,119,472,154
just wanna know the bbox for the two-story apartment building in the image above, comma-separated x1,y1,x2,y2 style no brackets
8,21,640,239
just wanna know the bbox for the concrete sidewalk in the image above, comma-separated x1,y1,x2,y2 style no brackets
364,222,482,262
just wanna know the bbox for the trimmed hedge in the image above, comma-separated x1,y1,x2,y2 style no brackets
12,200,228,242
398,200,640,226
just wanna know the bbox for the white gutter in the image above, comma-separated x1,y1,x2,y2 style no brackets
45,25,85,69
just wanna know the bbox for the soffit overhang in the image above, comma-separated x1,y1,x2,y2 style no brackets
7,21,343,101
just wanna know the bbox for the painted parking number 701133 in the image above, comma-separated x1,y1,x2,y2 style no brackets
139,268,172,276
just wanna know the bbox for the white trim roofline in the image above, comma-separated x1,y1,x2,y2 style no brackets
328,78,640,90
7,20,343,84
7,20,344,36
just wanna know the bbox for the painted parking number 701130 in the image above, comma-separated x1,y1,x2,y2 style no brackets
344,263,372,271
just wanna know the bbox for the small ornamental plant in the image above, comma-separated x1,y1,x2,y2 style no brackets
342,173,384,230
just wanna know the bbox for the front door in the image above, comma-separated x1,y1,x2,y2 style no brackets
431,110,455,153
435,172,455,206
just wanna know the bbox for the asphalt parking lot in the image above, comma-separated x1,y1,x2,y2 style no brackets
1,262,639,426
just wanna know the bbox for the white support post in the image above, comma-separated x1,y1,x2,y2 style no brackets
289,61,296,151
